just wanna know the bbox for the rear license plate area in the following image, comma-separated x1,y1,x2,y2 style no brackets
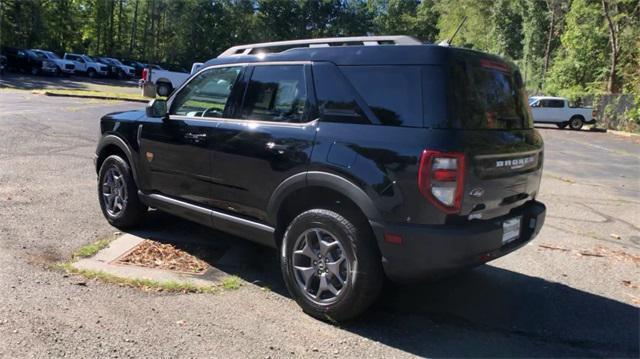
502,216,521,245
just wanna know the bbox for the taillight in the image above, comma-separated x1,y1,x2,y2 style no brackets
141,68,148,81
418,150,465,214
592,109,597,117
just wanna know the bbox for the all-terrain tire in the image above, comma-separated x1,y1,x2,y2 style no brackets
280,209,383,322
97,155,147,229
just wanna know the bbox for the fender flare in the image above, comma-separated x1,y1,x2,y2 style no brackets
96,134,140,184
266,171,383,225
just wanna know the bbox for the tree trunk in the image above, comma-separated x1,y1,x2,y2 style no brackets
602,0,619,93
542,3,556,82
129,0,139,56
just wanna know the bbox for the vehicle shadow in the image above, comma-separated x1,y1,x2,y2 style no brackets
0,72,137,90
131,211,639,358
535,124,607,133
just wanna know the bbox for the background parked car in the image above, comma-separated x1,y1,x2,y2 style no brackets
140,62,201,97
63,53,108,77
120,59,147,77
0,54,6,74
31,49,75,76
529,96,597,130
1,47,57,75
94,56,135,79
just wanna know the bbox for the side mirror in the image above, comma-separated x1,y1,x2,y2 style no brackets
146,99,167,118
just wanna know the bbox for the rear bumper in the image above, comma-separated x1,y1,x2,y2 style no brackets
371,200,546,283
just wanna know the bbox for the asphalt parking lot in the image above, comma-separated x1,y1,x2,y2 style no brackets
0,90,638,358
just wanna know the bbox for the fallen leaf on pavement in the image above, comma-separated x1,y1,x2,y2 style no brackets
538,244,570,252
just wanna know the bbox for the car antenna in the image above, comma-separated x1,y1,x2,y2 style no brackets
438,16,467,47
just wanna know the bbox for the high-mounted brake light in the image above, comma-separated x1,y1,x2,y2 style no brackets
418,150,465,214
479,59,509,73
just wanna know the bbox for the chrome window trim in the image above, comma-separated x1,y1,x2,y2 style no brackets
168,61,315,128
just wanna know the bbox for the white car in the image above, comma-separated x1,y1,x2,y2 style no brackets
140,63,202,97
31,49,76,76
529,96,597,130
63,53,109,78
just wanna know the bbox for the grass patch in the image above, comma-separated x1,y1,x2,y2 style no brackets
37,89,148,102
221,276,241,290
72,238,113,259
54,262,242,294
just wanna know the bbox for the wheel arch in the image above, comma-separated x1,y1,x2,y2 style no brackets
268,171,383,248
96,135,139,184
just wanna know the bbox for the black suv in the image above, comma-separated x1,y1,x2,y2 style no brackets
95,36,546,321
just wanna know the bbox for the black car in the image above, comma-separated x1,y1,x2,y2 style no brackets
0,47,57,75
120,59,146,77
0,54,6,74
94,36,546,322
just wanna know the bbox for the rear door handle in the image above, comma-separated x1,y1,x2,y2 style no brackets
185,132,207,140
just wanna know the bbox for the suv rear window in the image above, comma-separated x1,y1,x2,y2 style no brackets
448,60,532,129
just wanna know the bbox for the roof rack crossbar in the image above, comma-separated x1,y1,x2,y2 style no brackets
218,35,421,58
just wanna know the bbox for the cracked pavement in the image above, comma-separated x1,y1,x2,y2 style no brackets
0,91,638,358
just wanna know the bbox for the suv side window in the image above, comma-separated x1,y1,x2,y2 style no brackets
313,62,369,125
341,65,423,127
170,66,242,117
240,65,307,123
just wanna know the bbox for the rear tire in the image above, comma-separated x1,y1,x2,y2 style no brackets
30,67,39,76
569,116,584,130
156,82,172,97
280,209,383,322
98,155,147,229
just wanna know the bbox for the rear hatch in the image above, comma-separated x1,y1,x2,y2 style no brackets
439,50,543,220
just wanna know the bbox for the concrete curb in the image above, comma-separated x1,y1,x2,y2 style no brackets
72,233,226,288
40,91,148,103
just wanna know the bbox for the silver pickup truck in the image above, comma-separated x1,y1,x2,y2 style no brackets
529,96,597,130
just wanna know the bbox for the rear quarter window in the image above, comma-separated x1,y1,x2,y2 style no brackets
340,66,423,127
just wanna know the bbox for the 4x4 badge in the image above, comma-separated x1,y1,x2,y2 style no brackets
469,188,485,198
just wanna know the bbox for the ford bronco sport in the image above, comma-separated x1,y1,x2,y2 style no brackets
95,36,546,321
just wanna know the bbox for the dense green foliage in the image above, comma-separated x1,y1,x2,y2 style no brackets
1,0,638,102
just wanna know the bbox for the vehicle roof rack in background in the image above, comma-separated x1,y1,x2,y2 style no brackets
217,35,422,58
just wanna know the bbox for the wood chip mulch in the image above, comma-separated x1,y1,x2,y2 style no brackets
116,240,210,274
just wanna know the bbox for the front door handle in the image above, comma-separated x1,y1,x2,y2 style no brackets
266,142,289,153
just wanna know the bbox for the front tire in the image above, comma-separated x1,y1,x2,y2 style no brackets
88,68,97,78
98,155,147,229
569,116,584,130
280,209,383,322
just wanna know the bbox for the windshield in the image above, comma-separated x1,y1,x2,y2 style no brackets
81,55,94,63
108,58,123,66
448,59,532,130
45,51,60,59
